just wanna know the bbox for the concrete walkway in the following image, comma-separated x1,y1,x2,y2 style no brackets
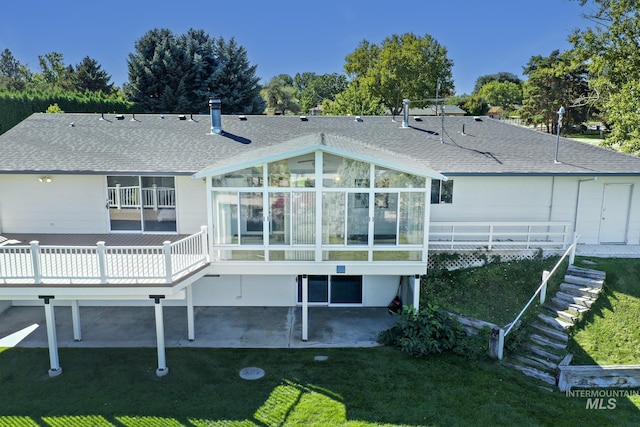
0,305,397,349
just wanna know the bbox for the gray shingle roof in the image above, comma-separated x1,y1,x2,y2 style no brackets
1,112,639,176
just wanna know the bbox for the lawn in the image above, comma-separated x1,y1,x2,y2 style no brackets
421,255,565,325
0,256,638,426
568,257,640,365
0,346,638,426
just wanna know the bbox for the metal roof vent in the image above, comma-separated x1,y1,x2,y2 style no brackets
414,117,423,122
209,98,222,134
474,116,482,122
354,116,363,122
402,99,410,128
178,115,187,121
238,115,247,121
115,114,125,120
300,116,308,121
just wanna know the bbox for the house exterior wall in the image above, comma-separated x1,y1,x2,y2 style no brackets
0,174,107,234
430,175,640,245
175,176,207,234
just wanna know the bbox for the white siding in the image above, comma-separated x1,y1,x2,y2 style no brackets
191,275,297,306
175,176,207,234
0,174,107,233
363,275,400,307
431,175,640,245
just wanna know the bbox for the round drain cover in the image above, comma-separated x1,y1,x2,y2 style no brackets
239,367,265,380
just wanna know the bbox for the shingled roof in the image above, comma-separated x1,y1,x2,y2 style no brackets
1,112,639,177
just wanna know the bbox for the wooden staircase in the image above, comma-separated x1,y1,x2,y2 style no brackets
503,265,605,387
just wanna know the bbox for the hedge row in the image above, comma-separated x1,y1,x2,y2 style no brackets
0,90,137,135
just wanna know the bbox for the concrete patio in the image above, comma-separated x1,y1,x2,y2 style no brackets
0,305,397,349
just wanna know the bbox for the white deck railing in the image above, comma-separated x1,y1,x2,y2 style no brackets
428,221,571,250
108,185,176,210
0,227,208,285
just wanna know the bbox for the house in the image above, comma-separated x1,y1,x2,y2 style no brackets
1,101,640,376
487,106,504,119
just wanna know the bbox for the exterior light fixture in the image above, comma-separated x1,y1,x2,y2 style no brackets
39,176,52,183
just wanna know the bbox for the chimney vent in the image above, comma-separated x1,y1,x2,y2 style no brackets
402,99,410,128
209,98,222,134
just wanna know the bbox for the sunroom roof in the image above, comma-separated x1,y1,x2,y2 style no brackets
192,132,446,180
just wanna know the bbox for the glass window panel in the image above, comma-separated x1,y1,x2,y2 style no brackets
322,192,345,244
441,180,454,203
292,192,315,244
297,275,329,303
269,250,314,261
322,251,368,261
107,176,141,231
269,192,290,244
268,156,315,188
141,176,176,232
240,192,264,244
330,276,363,304
374,193,398,244
375,166,426,188
213,166,263,187
399,192,425,244
213,192,238,244
347,193,369,245
373,251,423,261
323,154,370,188
227,250,265,261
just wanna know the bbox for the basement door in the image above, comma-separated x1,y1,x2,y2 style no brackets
599,184,633,244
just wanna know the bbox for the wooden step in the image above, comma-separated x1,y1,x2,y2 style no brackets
550,297,589,313
543,304,579,323
530,322,568,343
529,334,567,351
521,343,564,362
537,313,574,330
567,266,606,280
564,274,604,289
559,282,601,298
503,362,557,385
511,354,557,372
554,291,596,307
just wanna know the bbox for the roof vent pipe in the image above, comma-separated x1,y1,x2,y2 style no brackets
209,98,222,134
402,99,410,128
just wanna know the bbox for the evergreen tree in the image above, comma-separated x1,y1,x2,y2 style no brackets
72,56,113,93
211,37,264,114
0,48,30,90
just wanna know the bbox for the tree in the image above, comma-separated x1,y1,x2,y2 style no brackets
260,76,299,115
519,50,590,133
36,52,74,90
210,37,264,114
472,72,521,94
570,0,640,154
71,56,113,93
477,80,523,110
293,72,348,113
459,93,489,116
321,80,384,116
0,48,30,90
344,33,454,115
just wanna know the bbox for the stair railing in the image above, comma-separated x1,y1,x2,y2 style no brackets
494,233,579,360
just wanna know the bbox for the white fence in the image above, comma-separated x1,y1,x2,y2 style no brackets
0,227,208,285
429,222,571,251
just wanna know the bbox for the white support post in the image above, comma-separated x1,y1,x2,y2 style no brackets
115,183,122,209
413,275,421,311
151,296,169,377
97,241,107,283
41,296,62,377
497,328,505,360
30,241,41,284
163,241,172,283
200,225,209,262
71,300,82,341
186,285,195,341
569,232,578,265
540,270,550,305
488,225,494,251
301,275,309,341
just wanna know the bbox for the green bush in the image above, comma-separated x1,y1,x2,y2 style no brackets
378,303,486,359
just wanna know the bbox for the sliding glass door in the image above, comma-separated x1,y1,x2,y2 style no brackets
107,176,176,232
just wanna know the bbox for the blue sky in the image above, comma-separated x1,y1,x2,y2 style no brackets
2,0,590,95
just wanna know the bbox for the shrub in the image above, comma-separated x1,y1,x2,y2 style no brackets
378,303,484,359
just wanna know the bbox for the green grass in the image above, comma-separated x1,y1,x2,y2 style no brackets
568,257,640,365
421,255,565,325
0,346,637,426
